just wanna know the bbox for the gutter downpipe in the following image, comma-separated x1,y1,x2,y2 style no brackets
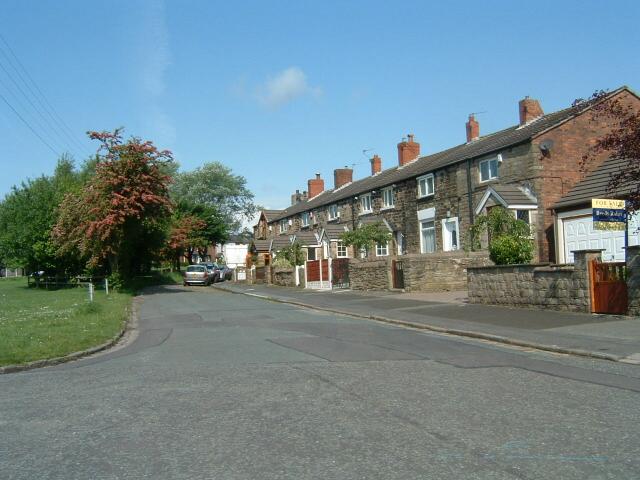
466,159,474,226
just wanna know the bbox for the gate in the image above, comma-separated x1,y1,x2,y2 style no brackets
392,260,405,289
305,259,330,289
332,258,350,289
589,260,627,314
255,266,266,282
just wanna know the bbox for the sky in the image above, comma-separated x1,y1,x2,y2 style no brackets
1,0,639,213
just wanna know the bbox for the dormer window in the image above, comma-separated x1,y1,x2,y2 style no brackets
479,157,499,182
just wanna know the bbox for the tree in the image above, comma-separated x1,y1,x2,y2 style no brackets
53,129,173,278
466,207,534,265
340,223,392,255
171,162,257,232
168,200,228,266
0,155,83,274
578,90,640,214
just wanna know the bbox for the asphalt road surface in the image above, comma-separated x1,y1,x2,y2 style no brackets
1,286,640,479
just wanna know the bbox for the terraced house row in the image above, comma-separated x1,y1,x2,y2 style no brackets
252,86,640,291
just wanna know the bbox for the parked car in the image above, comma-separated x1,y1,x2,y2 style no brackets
203,263,221,283
183,265,213,286
215,263,233,282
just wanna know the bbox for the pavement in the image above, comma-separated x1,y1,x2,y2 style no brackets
214,282,640,363
2,286,640,479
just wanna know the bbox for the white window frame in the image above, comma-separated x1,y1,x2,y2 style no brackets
376,242,389,257
360,193,372,214
420,220,436,254
328,204,339,221
417,174,435,198
441,217,460,252
479,157,498,182
382,187,395,209
336,241,348,258
515,209,530,224
279,220,288,233
301,212,310,227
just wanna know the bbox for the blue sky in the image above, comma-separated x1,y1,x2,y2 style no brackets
1,0,639,212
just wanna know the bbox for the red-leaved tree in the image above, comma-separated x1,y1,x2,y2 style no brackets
580,90,640,214
164,215,207,270
53,129,173,278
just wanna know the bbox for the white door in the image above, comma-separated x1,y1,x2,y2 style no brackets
563,214,639,263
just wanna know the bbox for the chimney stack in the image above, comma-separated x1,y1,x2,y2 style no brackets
334,166,353,189
370,154,382,175
519,96,544,126
290,189,308,205
466,114,480,142
397,134,420,167
308,173,324,199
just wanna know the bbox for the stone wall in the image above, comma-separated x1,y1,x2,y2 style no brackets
273,267,296,288
349,259,389,291
627,246,640,316
467,250,601,312
403,252,492,292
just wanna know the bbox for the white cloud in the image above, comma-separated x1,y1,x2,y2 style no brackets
257,67,321,108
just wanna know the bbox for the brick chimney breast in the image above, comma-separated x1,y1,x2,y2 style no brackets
334,166,353,189
466,114,480,142
519,96,544,125
308,173,324,199
370,154,382,175
397,134,420,166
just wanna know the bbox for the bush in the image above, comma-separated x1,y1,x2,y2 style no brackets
272,256,293,268
489,235,534,265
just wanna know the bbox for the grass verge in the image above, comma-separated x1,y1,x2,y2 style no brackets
0,272,181,367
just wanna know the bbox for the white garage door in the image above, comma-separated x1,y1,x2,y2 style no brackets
563,214,639,263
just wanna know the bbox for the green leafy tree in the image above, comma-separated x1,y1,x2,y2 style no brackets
171,162,257,232
0,155,83,273
53,129,173,278
340,222,391,254
466,207,534,265
171,200,228,265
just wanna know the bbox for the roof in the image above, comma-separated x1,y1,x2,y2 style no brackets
292,230,320,246
321,223,350,240
271,236,292,250
358,214,396,231
553,157,634,209
270,87,633,223
262,210,284,222
251,239,271,252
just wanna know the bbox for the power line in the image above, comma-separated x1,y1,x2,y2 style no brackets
0,33,90,157
0,58,77,157
0,91,60,157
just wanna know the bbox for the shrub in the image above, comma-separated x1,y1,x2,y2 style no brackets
489,235,534,265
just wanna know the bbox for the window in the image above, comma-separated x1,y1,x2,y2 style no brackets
301,212,310,227
307,248,316,261
336,242,348,258
360,193,372,213
442,217,459,252
279,219,288,233
516,209,530,224
420,220,436,253
479,157,498,182
382,187,395,208
417,174,435,197
376,242,389,257
328,204,339,220
397,232,405,255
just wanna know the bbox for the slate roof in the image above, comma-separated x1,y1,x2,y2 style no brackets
270,87,631,223
321,223,350,240
491,184,538,206
271,236,292,250
554,157,634,209
292,230,320,246
252,239,271,252
262,210,284,221
358,214,397,231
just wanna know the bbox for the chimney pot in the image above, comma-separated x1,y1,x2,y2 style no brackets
519,97,544,125
466,114,480,142
397,133,420,166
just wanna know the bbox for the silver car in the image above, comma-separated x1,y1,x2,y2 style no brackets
183,265,212,286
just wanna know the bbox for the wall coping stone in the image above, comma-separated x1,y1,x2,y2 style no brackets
468,263,550,271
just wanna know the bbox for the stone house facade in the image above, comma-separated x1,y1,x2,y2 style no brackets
257,87,640,270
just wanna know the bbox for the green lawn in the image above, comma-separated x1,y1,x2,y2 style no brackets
0,272,182,366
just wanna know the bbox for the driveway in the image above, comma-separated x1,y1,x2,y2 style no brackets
1,286,639,479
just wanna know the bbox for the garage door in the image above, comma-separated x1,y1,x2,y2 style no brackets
563,214,639,263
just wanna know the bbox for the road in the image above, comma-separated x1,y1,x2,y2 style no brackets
1,286,639,479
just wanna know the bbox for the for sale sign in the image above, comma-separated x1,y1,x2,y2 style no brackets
592,198,626,231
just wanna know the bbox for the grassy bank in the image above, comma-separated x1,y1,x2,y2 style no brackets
0,272,181,367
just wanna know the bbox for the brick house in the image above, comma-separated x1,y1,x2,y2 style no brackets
257,86,639,287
